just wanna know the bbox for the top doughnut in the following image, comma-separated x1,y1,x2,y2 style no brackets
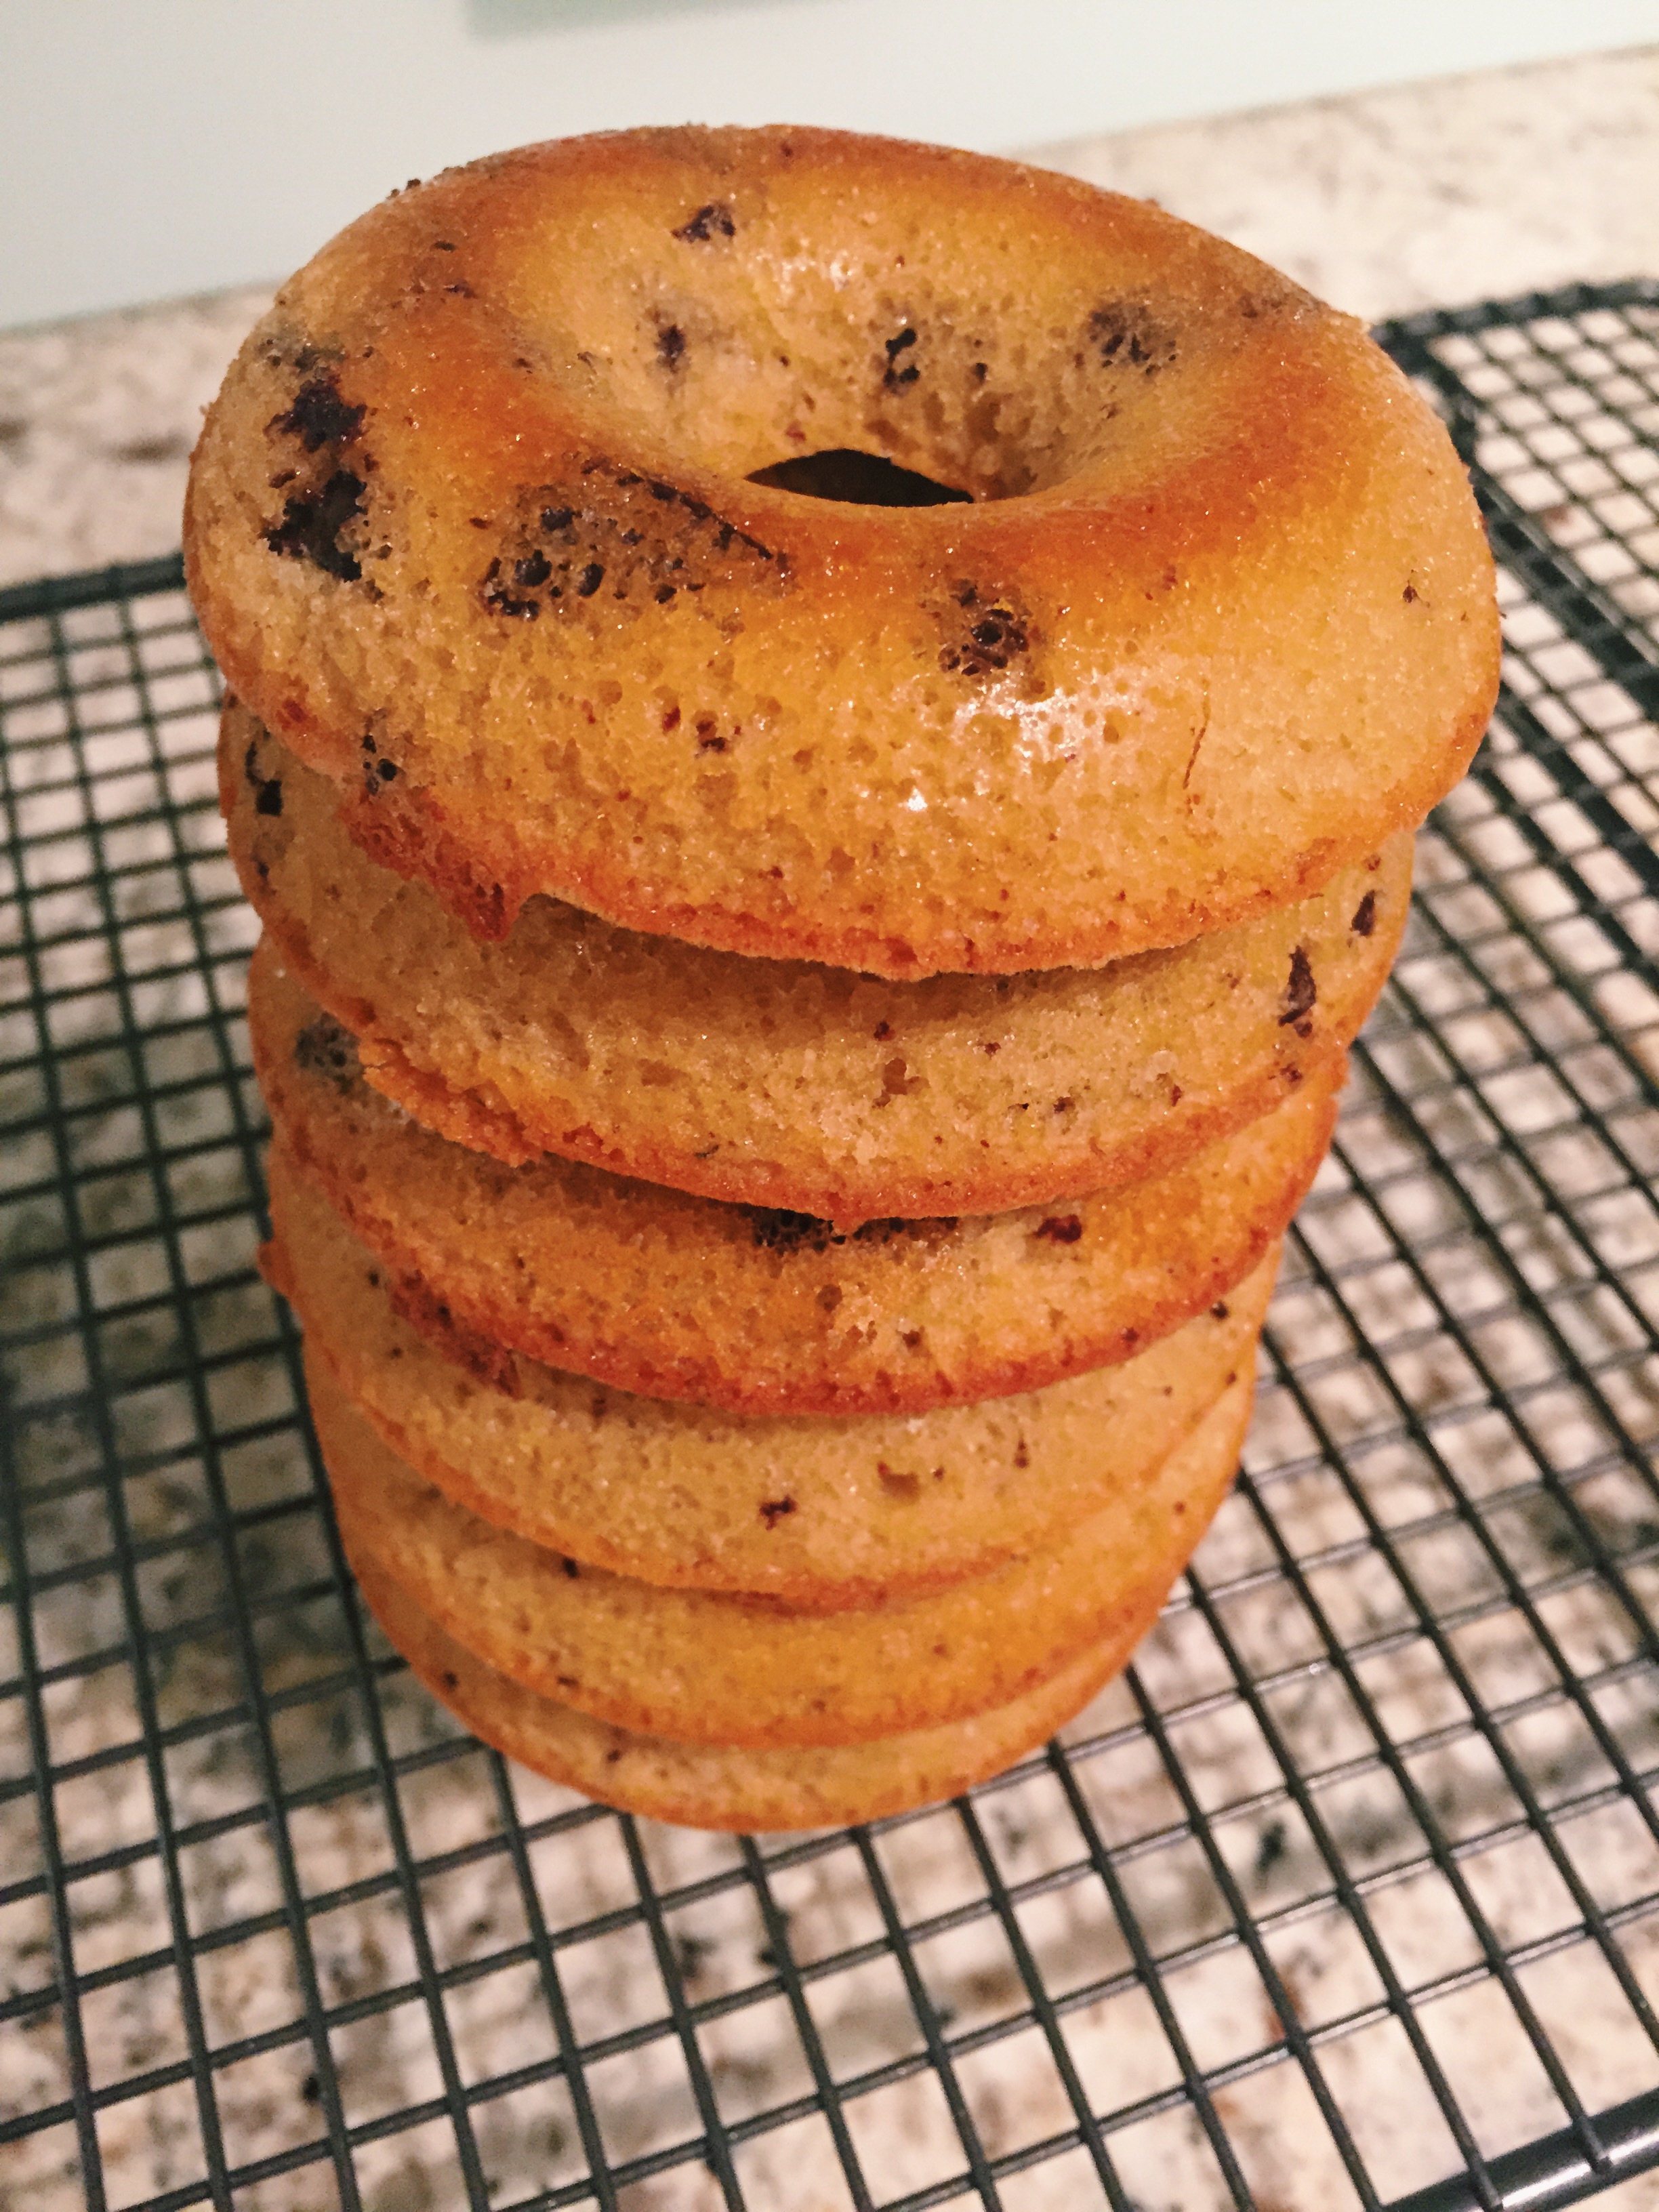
186,125,1498,978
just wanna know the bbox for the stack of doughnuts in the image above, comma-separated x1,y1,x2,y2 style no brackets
186,126,1498,1830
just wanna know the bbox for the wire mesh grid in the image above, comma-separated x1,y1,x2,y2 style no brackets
1,279,1657,2212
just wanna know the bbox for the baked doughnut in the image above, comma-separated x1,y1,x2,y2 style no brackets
351,1546,1166,1833
315,1355,1251,1748
255,949,1315,1414
187,125,1498,978
232,713,1400,1223
267,1165,1274,1606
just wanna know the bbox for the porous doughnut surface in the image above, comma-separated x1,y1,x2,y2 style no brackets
312,1353,1249,1749
267,1158,1274,1605
186,125,1498,976
253,946,1315,1418
350,1546,1166,1833
230,707,1402,1223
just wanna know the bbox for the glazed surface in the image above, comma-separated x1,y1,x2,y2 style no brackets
186,125,1498,975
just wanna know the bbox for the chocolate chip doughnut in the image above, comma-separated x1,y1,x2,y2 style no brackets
230,707,1401,1224
350,1545,1169,1834
266,1161,1275,1607
187,125,1497,978
253,948,1315,1417
316,1355,1252,1750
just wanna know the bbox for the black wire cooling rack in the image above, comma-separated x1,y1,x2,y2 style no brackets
2,279,1658,2212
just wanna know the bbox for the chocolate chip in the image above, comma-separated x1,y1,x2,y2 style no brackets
657,322,687,370
243,740,285,817
1034,1215,1084,1244
484,465,781,621
882,327,920,389
293,1013,361,1090
940,588,1029,678
673,202,736,243
1279,945,1317,1027
1088,302,1177,374
1351,890,1377,937
750,1208,838,1254
265,470,367,581
268,376,365,453
759,1496,796,1528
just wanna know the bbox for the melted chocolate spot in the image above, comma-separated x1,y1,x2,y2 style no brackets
674,202,737,243
657,322,687,370
483,464,780,619
759,1496,796,1528
882,326,920,389
265,470,367,581
244,741,284,817
746,1208,957,1254
1088,302,1177,375
1034,1215,1084,1244
293,1013,360,1090
1279,945,1317,1027
1351,890,1377,938
268,376,365,453
940,583,1030,678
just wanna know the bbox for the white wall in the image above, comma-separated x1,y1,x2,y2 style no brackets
5,0,1657,328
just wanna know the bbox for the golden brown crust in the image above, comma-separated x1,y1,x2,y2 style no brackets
252,943,1324,1416
265,1162,1276,1607
187,125,1497,977
228,709,1397,1225
314,1353,1250,1749
351,1543,1169,1832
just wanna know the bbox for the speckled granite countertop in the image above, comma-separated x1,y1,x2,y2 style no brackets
4,45,1659,2212
1,46,1655,591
